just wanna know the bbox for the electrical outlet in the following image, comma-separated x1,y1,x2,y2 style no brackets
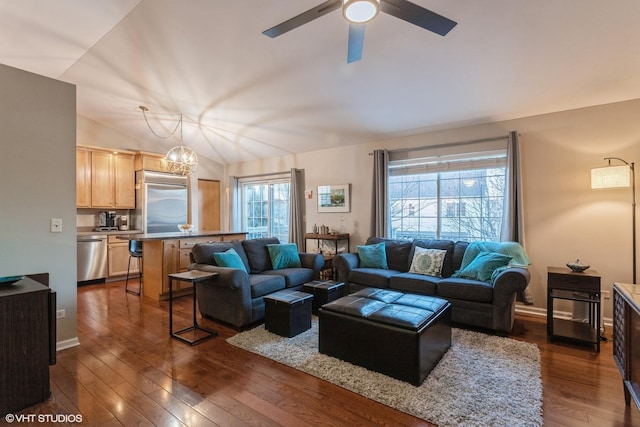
50,218,62,233
602,290,611,299
56,309,65,319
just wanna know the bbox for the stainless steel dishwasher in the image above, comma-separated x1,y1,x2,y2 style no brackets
77,235,108,283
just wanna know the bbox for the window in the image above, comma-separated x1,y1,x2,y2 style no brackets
388,146,507,242
240,175,290,242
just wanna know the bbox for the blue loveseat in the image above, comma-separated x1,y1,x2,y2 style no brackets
333,237,532,334
189,237,324,328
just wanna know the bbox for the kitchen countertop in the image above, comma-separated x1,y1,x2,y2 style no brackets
114,231,247,241
77,228,143,236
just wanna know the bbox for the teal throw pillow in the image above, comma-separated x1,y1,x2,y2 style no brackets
357,242,388,269
267,243,302,270
453,251,512,282
213,248,248,273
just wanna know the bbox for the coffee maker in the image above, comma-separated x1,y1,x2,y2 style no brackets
106,211,117,229
96,211,118,231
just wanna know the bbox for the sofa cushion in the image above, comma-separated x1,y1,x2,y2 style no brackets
191,241,251,272
267,243,302,269
357,242,388,269
412,239,455,277
262,268,315,288
213,248,248,273
366,237,412,271
437,278,493,303
409,247,447,277
389,272,440,295
349,268,400,288
249,273,286,298
453,251,512,282
242,237,280,273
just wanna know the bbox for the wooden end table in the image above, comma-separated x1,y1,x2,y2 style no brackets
168,270,218,345
547,266,601,352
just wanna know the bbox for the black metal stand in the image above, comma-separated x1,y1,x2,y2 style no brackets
168,270,218,345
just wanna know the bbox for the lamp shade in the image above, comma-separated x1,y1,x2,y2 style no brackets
343,0,380,23
591,165,631,189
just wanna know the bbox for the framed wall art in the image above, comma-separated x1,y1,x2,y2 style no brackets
317,184,350,213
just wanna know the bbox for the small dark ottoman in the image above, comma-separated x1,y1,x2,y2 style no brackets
319,288,451,386
302,280,345,314
264,290,313,337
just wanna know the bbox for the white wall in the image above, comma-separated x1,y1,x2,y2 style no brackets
0,64,78,346
227,98,640,321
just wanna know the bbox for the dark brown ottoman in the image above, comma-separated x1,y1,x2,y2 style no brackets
264,290,313,337
302,280,345,314
318,288,451,386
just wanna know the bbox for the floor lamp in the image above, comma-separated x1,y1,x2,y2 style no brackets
591,157,636,284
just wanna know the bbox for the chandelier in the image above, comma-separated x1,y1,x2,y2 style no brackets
139,106,198,176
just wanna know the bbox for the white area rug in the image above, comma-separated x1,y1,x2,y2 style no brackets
227,318,543,427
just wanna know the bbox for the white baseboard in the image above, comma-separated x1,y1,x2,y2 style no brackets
56,337,80,351
515,306,612,328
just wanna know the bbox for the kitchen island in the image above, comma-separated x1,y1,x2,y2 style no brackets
117,231,247,300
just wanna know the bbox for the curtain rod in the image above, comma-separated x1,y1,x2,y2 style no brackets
232,170,290,180
369,134,510,155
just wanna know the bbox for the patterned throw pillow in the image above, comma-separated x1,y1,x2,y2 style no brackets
409,247,447,277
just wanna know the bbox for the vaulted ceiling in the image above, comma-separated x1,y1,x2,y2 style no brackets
2,1,640,165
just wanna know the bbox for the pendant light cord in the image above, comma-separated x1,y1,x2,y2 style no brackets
140,106,182,140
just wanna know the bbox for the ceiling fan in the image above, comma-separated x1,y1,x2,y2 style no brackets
263,0,457,63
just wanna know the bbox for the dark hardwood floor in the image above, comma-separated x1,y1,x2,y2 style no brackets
3,279,640,426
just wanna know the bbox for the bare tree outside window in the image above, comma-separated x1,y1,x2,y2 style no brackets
389,168,506,242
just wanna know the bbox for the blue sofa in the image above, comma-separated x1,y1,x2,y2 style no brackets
189,237,324,328
333,237,531,335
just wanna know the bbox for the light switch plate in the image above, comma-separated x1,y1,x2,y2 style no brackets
50,218,62,233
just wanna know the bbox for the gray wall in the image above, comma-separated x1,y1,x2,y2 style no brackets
0,64,78,347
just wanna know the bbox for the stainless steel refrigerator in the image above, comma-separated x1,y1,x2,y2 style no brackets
132,170,188,233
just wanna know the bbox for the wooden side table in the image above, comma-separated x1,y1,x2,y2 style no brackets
168,270,218,345
547,266,601,352
304,233,350,279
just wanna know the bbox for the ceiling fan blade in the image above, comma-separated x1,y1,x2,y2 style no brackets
263,0,342,38
347,23,366,63
380,0,457,36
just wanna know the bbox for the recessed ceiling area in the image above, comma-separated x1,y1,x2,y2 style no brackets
2,0,640,165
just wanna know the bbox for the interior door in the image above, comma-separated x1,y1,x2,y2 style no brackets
198,179,220,232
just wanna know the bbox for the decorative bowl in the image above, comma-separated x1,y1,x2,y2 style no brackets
0,275,24,286
566,260,590,273
178,223,192,233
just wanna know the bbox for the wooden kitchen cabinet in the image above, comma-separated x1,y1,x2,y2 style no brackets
76,148,91,207
91,150,135,209
76,147,135,208
134,152,169,172
107,236,139,277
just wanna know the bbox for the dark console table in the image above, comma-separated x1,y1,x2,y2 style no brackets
547,266,601,352
613,282,640,410
0,276,56,415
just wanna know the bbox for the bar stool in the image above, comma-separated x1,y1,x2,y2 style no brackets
125,240,143,296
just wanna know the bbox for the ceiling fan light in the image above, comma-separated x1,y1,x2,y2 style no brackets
343,0,380,23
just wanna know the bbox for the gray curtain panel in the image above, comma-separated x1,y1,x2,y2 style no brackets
289,168,305,247
500,131,525,244
371,149,389,238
